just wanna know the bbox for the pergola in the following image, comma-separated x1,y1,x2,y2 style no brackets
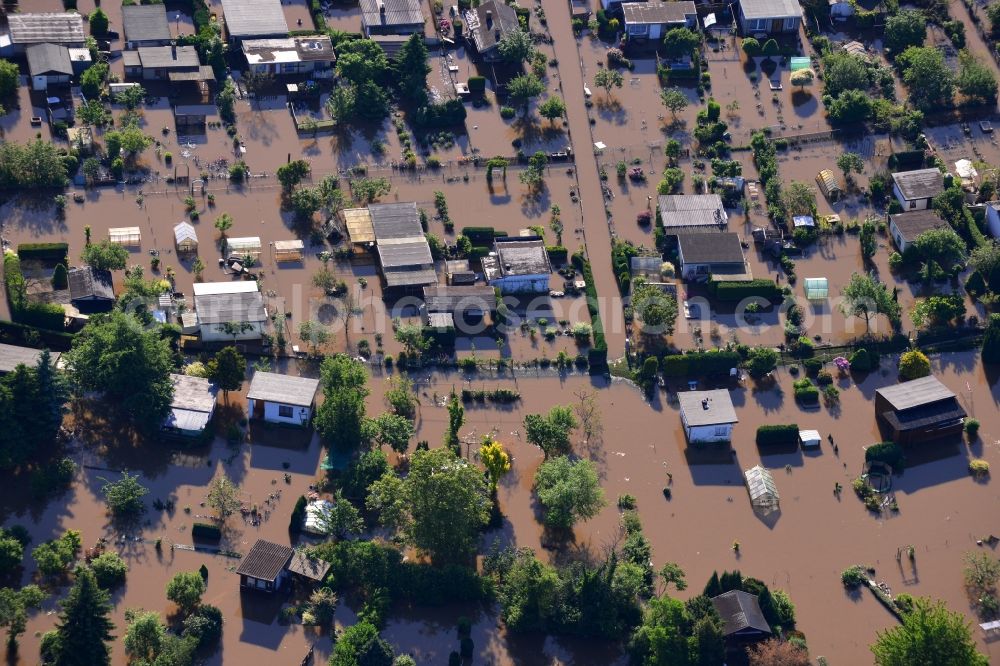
174,222,198,254
804,277,829,300
272,239,304,262
744,465,779,512
109,227,141,246
226,236,262,259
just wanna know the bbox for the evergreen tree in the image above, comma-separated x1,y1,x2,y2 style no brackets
35,350,69,441
49,567,115,666
207,346,246,403
395,34,430,106
983,313,1000,364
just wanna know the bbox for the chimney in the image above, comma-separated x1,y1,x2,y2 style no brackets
379,0,386,25
486,9,493,28
701,398,710,410
494,27,500,40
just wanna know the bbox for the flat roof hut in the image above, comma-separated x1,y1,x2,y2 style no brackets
109,226,141,246
341,207,375,247
272,240,304,262
744,465,779,512
226,236,262,259
174,222,198,254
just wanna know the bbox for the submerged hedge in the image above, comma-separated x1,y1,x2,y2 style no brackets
581,259,607,370
755,424,799,446
709,279,781,302
17,243,69,263
661,350,741,377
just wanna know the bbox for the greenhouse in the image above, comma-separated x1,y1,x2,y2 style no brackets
109,226,141,246
226,236,262,259
273,240,304,262
815,169,842,201
804,277,828,300
173,222,198,254
744,465,779,512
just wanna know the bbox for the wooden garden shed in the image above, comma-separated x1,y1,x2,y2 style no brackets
272,240,304,262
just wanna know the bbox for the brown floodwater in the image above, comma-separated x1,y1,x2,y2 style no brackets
3,350,998,664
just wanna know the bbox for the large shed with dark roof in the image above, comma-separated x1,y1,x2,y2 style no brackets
711,590,772,638
370,202,436,290
122,4,172,47
874,375,966,444
236,540,293,592
360,0,425,36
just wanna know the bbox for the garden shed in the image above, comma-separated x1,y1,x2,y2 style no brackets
341,207,375,247
798,429,821,448
273,240,304,262
173,222,198,254
227,236,262,259
803,277,828,300
744,465,779,511
815,169,842,201
109,226,141,246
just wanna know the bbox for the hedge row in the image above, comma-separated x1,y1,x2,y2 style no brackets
461,226,505,245
0,320,76,349
661,350,742,378
710,279,781,302
581,259,607,370
755,424,799,446
17,243,69,263
191,523,221,541
865,441,905,471
546,245,568,264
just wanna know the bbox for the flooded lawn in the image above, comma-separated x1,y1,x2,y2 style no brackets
4,351,998,664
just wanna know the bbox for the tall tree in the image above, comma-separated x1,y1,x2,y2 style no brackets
367,447,489,564
533,455,605,529
81,240,128,271
958,50,999,105
395,34,430,106
538,96,567,124
860,219,878,260
207,346,245,403
871,597,988,665
123,610,165,663
524,405,577,458
314,490,364,538
660,88,689,120
315,354,369,450
66,311,175,428
49,567,115,666
0,60,19,99
507,73,545,116
479,438,511,492
206,474,242,520
444,390,464,452
497,29,535,64
898,46,955,111
884,9,927,54
840,272,901,333
363,412,415,454
594,68,624,100
0,585,46,649
661,27,700,59
982,313,1000,364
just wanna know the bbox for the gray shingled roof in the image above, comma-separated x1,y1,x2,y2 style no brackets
889,210,949,243
68,267,114,301
26,43,73,76
221,0,289,37
122,4,171,44
678,232,745,264
711,591,772,636
678,389,738,427
739,0,802,19
876,375,955,411
658,194,728,230
360,0,425,29
287,551,331,582
464,0,519,53
8,13,85,45
247,372,319,407
137,45,201,70
0,343,60,374
236,540,293,581
194,291,266,325
622,1,697,25
891,168,945,201
423,285,496,313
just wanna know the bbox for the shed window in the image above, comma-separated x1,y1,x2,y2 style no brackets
783,17,798,29
628,24,647,35
746,18,766,31
909,200,916,209
714,425,729,436
278,405,293,418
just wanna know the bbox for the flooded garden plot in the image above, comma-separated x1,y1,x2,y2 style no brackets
5,352,998,664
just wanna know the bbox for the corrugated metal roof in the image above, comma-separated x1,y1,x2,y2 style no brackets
739,0,802,20
235,540,293,581
422,285,496,313
342,208,375,243
875,375,955,411
163,408,213,432
369,202,422,239
193,281,258,296
622,1,696,25
169,373,218,413
377,238,434,269
383,267,438,287
122,4,171,44
68,267,114,301
658,194,728,229
8,13,85,45
194,291,267,325
247,372,320,407
678,389,738,426
360,0,425,28
221,0,289,37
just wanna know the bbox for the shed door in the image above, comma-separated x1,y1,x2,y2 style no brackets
771,18,784,32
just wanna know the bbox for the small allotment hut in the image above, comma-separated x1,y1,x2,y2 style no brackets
174,222,198,254
272,240,304,262
744,465,779,511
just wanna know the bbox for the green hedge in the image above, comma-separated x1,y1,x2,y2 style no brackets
470,245,491,260
18,302,66,330
461,226,501,245
191,523,221,541
0,320,76,349
581,260,607,370
709,279,781,302
661,350,742,377
546,245,567,264
756,424,799,446
865,441,904,470
17,243,69,263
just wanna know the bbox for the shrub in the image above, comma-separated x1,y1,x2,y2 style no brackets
755,424,799,446
802,358,823,375
745,346,779,378
792,378,819,404
865,441,904,470
290,495,307,533
842,565,868,588
191,523,221,541
468,76,486,93
661,350,742,377
51,263,68,290
964,418,980,437
969,459,990,478
849,348,874,372
710,279,781,302
500,106,516,119
816,370,834,386
90,551,128,588
898,349,931,380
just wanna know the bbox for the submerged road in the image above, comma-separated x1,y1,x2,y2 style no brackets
543,0,627,359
